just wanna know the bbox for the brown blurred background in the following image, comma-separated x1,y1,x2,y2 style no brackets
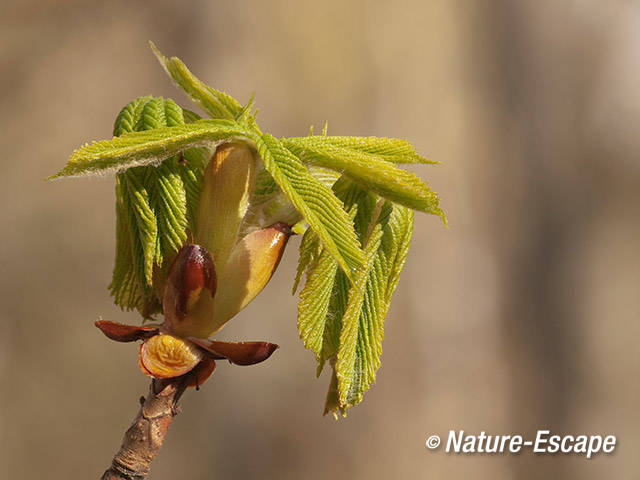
1,1,638,478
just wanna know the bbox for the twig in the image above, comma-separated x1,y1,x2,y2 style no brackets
101,375,191,480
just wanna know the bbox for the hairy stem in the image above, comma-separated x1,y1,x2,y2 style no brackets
101,376,190,480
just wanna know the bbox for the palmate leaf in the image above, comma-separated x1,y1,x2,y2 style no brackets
283,136,446,223
296,178,415,416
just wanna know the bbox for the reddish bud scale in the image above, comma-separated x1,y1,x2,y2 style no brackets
186,357,217,388
163,244,216,333
95,320,159,342
96,322,278,385
188,338,279,366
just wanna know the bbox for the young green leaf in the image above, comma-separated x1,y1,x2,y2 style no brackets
335,218,386,408
50,119,250,179
297,246,340,355
295,177,415,415
110,176,151,312
253,133,365,279
136,98,188,261
179,147,207,233
296,179,370,369
105,97,216,317
284,137,446,223
151,42,243,120
109,96,155,311
334,203,413,412
174,108,210,232
285,135,438,164
113,95,153,136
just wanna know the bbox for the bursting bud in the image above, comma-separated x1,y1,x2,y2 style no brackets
96,141,295,385
176,142,293,338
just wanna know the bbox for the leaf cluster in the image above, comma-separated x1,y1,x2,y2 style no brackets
51,42,446,415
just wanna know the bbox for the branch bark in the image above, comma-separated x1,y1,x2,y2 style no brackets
101,376,190,480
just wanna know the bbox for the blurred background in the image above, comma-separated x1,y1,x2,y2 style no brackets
1,1,638,478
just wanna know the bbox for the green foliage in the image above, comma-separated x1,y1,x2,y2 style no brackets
52,43,445,414
296,179,414,415
253,134,364,279
284,136,446,222
107,96,210,317
151,42,243,120
284,134,439,164
49,120,248,179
